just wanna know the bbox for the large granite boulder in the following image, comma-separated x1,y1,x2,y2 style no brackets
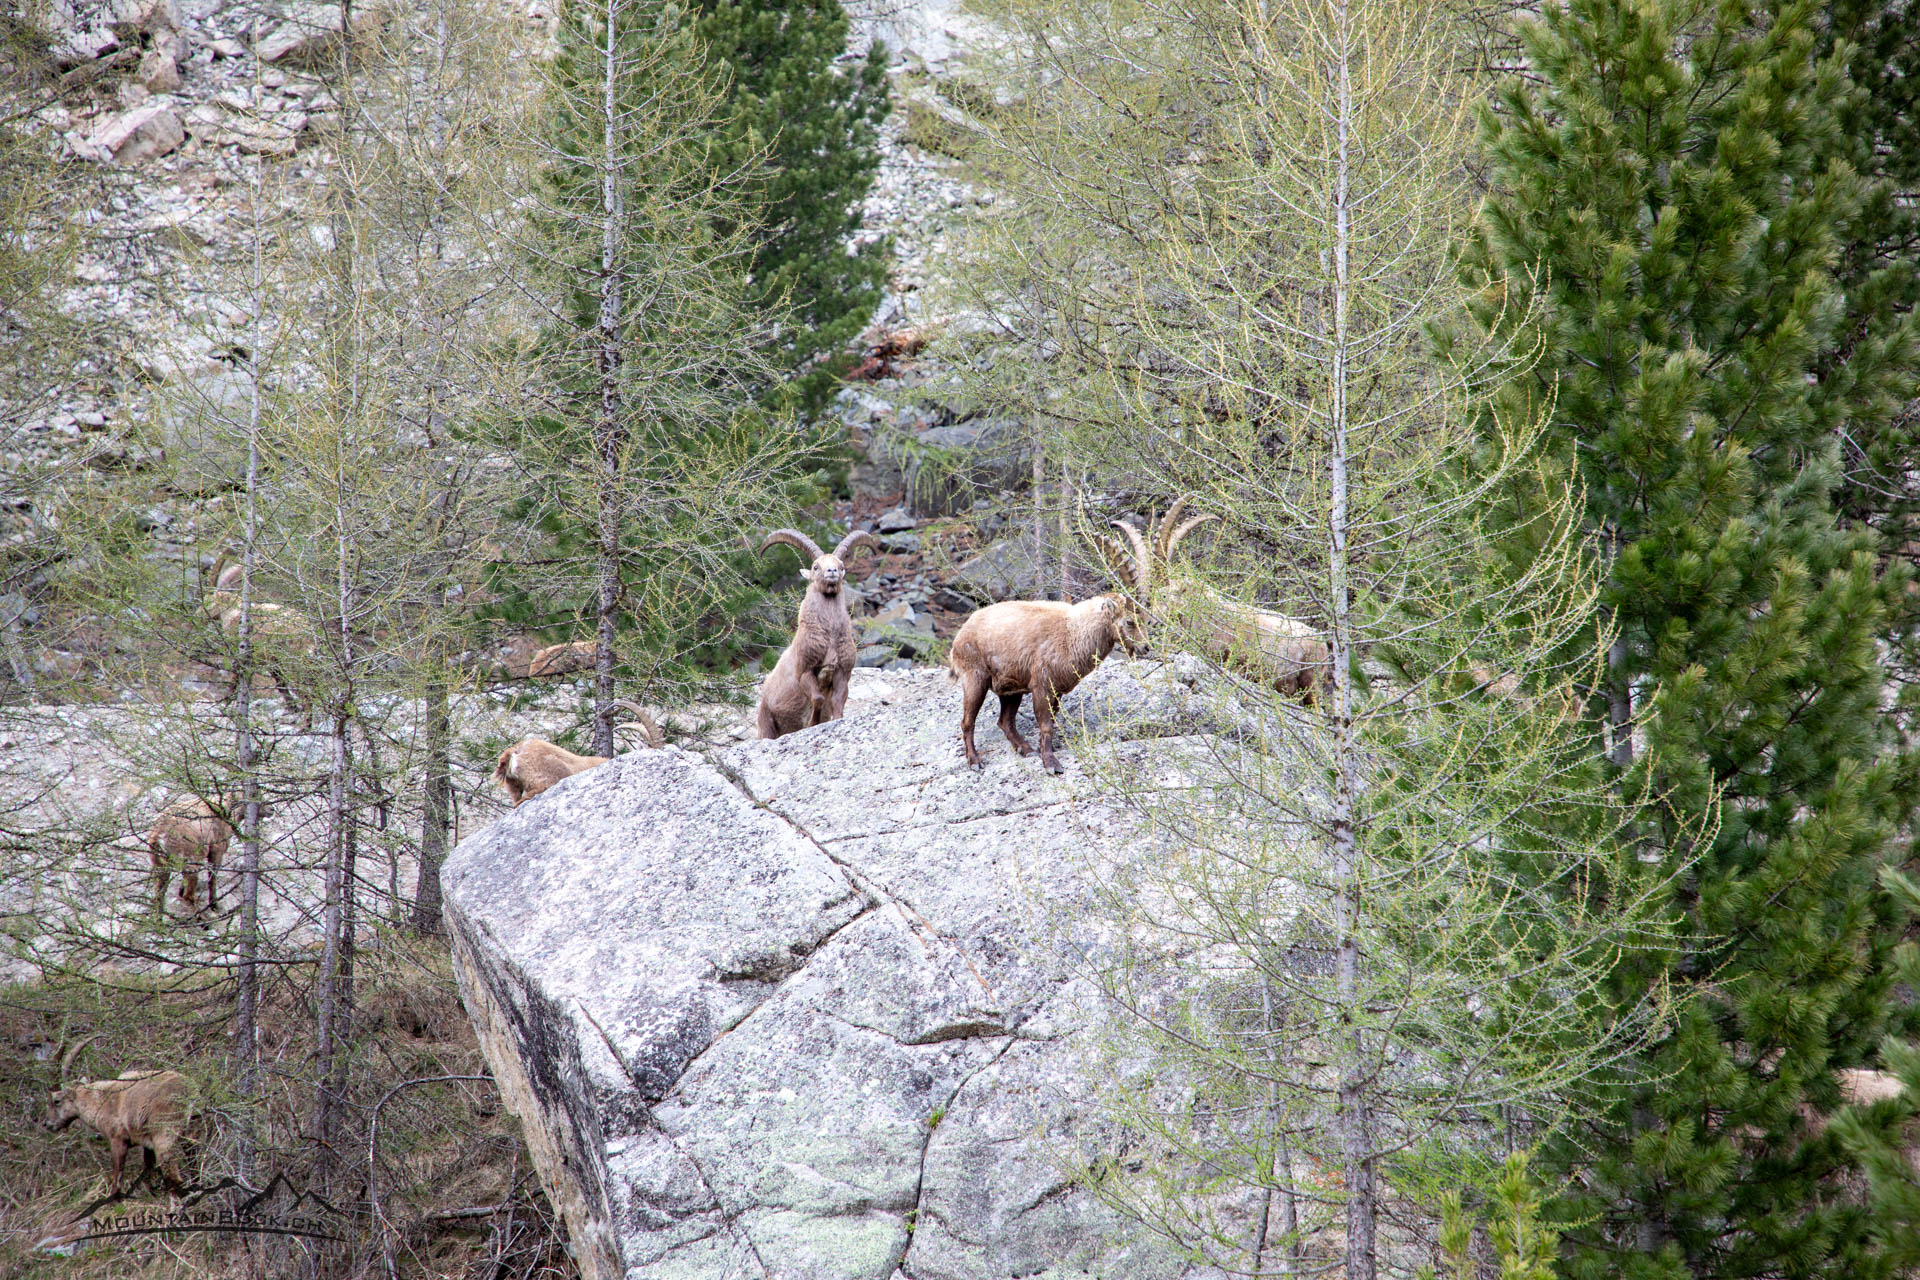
443,663,1230,1280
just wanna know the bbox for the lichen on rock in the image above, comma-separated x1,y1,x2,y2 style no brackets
443,665,1215,1279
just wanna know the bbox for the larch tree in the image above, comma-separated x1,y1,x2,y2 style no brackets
959,0,1684,1275
1463,2,1920,1275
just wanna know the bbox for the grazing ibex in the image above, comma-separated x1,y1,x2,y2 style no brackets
1095,499,1331,703
145,792,266,917
44,1036,194,1195
947,594,1146,774
204,560,313,720
493,701,663,806
755,527,879,739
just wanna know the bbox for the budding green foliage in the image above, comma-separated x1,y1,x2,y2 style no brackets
1461,2,1920,1274
958,1,1684,1275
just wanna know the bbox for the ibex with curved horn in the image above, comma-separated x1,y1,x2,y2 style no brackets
1093,498,1332,703
44,1033,194,1195
756,527,880,739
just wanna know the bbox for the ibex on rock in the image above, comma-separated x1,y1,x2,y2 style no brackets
755,527,879,739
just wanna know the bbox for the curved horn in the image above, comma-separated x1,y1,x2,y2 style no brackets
759,529,825,564
1109,520,1152,596
609,699,665,749
1089,531,1136,593
60,1033,101,1084
1153,497,1188,565
834,530,880,561
1164,513,1215,559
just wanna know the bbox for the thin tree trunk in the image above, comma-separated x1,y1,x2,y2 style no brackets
412,669,450,934
1606,527,1633,769
313,704,354,1187
1254,977,1300,1275
1032,437,1048,598
230,136,269,1186
1059,458,1072,600
1327,4,1375,1274
591,0,626,759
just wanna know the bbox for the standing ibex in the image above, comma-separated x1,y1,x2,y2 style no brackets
44,1035,194,1195
1095,499,1331,702
755,527,879,739
947,595,1146,774
145,792,267,918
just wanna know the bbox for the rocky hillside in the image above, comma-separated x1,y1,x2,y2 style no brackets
5,0,1068,690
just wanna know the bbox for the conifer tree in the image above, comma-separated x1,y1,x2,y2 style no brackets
696,0,891,411
1810,0,1920,693
1463,3,1920,1274
480,0,812,751
959,1,1683,1274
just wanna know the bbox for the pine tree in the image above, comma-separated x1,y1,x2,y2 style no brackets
1464,3,1920,1275
1810,0,1920,694
696,0,891,412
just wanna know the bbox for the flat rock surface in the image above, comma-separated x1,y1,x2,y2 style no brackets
443,664,1217,1280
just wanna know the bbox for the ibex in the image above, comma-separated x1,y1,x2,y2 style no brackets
755,527,880,739
1095,499,1331,702
493,701,664,806
947,595,1146,774
145,792,267,917
44,1035,194,1195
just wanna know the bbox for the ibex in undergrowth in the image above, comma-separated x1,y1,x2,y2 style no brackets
44,1035,195,1195
755,527,880,739
1095,499,1332,702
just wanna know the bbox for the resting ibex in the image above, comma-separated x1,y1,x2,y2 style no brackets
755,527,880,739
204,560,312,720
1095,499,1331,702
493,701,663,806
44,1035,194,1195
948,595,1146,774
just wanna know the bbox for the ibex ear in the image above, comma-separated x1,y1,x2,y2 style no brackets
797,569,814,584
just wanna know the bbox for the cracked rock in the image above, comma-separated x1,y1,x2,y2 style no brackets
444,667,1211,1278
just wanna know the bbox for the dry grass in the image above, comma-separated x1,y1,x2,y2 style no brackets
0,938,575,1280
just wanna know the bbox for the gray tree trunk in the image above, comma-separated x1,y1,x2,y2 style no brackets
230,227,266,1183
590,0,626,759
1327,4,1375,1273
412,673,450,933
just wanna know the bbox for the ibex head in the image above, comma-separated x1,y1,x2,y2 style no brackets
1093,496,1216,604
759,528,881,598
44,1032,100,1129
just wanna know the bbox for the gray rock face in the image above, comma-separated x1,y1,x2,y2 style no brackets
906,418,1030,518
444,665,1213,1280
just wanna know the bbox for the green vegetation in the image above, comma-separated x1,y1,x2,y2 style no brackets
697,0,892,413
1463,1,1920,1273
